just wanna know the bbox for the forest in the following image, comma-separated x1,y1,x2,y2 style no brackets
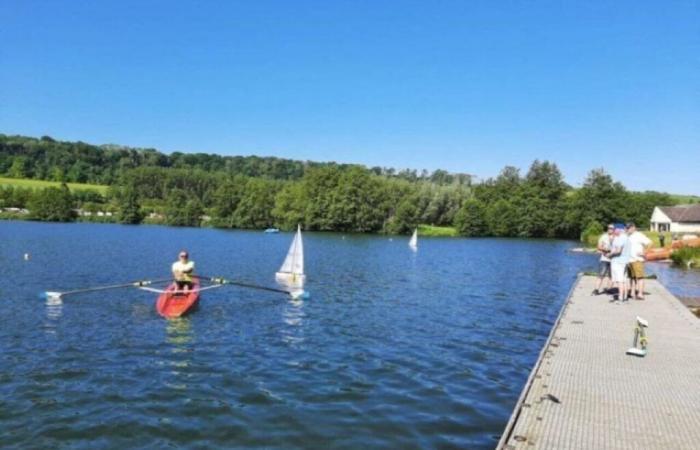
0,134,682,239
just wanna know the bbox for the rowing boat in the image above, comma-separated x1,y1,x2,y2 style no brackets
155,277,202,318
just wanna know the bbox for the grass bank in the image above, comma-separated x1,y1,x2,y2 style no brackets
671,247,700,268
417,224,458,237
0,177,108,194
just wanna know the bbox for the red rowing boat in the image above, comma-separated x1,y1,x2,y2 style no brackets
156,277,201,318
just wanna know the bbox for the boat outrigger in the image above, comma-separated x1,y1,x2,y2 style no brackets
43,275,307,319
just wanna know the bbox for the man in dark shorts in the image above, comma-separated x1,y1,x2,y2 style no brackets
593,224,614,295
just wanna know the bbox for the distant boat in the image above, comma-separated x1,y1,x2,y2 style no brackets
275,225,305,288
409,228,418,250
264,228,280,233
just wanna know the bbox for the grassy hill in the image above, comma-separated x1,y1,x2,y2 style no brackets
0,177,108,194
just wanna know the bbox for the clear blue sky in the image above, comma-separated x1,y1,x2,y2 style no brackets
1,1,698,194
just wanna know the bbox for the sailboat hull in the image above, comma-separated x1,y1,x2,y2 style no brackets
275,272,306,288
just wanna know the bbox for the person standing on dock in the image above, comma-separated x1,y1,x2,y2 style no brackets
626,222,652,300
607,226,630,301
172,250,195,294
593,224,615,295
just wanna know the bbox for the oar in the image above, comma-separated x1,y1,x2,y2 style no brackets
43,277,173,300
202,276,309,299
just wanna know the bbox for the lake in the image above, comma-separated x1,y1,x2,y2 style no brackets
1,221,697,449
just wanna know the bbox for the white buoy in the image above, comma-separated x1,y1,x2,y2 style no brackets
24,253,30,260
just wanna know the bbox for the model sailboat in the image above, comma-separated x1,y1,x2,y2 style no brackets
276,225,306,288
409,228,418,250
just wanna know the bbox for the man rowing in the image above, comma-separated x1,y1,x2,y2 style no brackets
172,250,195,294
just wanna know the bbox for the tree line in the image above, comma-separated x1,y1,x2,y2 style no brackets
0,134,682,239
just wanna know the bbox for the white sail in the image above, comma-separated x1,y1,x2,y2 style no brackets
409,228,418,249
276,225,306,288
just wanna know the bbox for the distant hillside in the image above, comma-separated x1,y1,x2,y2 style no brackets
0,134,472,186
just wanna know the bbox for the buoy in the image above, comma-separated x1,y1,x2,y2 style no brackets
24,253,30,260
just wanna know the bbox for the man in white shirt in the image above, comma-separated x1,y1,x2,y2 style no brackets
626,222,652,300
172,250,195,293
607,226,629,301
593,224,615,295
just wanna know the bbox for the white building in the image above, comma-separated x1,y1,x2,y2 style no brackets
650,205,700,233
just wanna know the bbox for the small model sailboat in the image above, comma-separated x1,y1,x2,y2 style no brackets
409,228,418,250
276,225,306,288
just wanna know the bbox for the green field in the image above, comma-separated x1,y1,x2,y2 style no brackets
0,177,108,194
670,194,700,204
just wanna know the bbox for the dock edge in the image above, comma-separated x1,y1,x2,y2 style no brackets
495,272,583,449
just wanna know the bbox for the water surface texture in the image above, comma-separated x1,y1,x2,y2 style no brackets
1,222,697,448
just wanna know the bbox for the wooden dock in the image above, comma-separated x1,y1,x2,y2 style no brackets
498,275,700,449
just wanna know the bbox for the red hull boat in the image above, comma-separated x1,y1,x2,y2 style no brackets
156,278,201,318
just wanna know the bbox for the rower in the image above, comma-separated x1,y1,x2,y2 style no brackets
172,250,195,294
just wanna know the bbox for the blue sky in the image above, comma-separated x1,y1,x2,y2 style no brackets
1,1,698,194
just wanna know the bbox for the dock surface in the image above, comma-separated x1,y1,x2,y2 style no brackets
499,275,700,449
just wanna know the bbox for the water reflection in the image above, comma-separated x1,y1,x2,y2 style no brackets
44,295,63,333
165,318,193,390
166,318,193,349
281,298,306,346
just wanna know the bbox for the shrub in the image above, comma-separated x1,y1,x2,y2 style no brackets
580,221,603,247
670,247,700,268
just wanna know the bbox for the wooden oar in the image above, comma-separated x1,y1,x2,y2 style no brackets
202,276,309,299
43,277,173,300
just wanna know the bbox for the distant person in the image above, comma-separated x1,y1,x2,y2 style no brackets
593,224,615,295
607,226,629,301
659,232,666,248
626,223,652,300
172,250,195,294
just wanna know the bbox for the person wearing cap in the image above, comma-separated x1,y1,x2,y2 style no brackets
592,224,615,295
172,250,195,294
607,225,630,301
626,222,652,300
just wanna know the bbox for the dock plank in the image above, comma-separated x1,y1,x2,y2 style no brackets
499,275,700,449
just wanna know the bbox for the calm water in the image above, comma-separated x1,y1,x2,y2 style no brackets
1,221,697,449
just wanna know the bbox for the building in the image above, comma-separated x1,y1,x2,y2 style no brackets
650,204,700,233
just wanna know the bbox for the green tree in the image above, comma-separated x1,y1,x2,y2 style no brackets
272,182,307,230
454,198,487,236
580,220,604,246
300,166,342,231
165,189,202,226
232,178,279,228
28,184,76,222
566,169,629,236
8,157,29,178
116,186,144,224
385,196,419,234
328,167,386,232
485,199,519,237
211,177,246,227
